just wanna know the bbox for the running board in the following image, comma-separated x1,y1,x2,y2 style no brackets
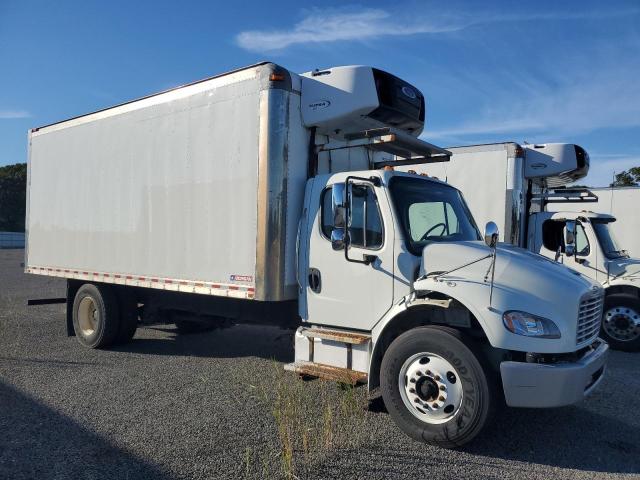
300,327,371,345
284,361,368,385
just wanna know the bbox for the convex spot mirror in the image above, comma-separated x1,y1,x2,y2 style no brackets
564,220,576,257
484,221,499,248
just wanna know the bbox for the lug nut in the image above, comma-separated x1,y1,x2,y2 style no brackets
439,396,445,401
439,385,446,391
435,375,441,381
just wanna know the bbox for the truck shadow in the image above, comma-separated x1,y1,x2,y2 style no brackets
462,404,640,474
0,380,176,480
111,324,295,363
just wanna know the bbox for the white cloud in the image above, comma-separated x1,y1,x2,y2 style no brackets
235,7,640,52
424,57,640,142
0,110,30,119
236,9,465,52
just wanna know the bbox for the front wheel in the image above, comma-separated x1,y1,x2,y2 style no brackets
601,294,640,351
380,326,495,448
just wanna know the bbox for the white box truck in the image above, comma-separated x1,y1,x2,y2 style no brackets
26,63,608,447
413,143,640,351
548,186,640,257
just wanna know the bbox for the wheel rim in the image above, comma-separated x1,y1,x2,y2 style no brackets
603,306,640,342
78,296,99,336
398,352,464,425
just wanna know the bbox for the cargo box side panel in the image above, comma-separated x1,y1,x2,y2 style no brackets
27,69,262,295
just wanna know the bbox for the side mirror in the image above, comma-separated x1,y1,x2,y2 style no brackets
484,221,499,248
330,229,346,251
332,183,346,229
564,220,576,257
331,183,348,250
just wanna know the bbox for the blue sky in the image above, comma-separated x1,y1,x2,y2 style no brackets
1,0,639,186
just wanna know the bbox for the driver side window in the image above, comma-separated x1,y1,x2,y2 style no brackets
320,184,383,249
408,201,460,241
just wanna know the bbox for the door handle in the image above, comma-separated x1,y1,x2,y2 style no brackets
308,268,321,293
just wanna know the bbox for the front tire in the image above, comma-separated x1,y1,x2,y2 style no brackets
72,283,120,348
601,294,640,351
380,326,495,448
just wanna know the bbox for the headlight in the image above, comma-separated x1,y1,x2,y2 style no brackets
502,311,561,339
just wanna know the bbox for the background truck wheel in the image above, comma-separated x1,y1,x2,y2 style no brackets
601,294,640,351
114,290,138,344
72,284,120,348
380,326,495,448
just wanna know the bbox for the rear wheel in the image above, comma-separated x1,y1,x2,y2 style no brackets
72,284,120,348
601,294,640,351
380,326,495,448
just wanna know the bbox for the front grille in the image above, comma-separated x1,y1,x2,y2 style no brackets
577,292,604,346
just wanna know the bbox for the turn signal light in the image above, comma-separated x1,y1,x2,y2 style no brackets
269,73,285,81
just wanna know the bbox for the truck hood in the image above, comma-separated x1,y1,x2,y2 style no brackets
415,241,603,353
421,241,593,289
418,241,599,311
606,256,640,281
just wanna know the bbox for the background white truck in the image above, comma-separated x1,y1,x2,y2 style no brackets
26,63,607,447
548,186,640,257
414,143,640,351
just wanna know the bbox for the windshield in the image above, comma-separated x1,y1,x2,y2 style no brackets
389,176,481,255
592,220,626,259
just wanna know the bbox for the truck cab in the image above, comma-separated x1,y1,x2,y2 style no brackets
294,166,608,447
530,210,640,350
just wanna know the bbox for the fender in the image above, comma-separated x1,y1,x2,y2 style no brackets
604,279,640,299
367,280,499,391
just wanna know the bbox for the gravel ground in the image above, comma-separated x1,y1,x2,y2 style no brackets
1,248,639,479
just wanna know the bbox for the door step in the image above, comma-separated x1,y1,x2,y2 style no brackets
284,361,368,385
300,327,371,345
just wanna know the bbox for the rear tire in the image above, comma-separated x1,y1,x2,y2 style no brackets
601,294,640,351
72,284,120,348
380,326,495,448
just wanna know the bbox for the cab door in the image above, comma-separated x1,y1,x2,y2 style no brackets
302,174,395,331
535,214,599,279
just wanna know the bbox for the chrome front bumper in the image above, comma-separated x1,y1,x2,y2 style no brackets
500,339,609,408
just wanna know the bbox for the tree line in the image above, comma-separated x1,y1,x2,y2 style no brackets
0,163,27,232
610,167,640,187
